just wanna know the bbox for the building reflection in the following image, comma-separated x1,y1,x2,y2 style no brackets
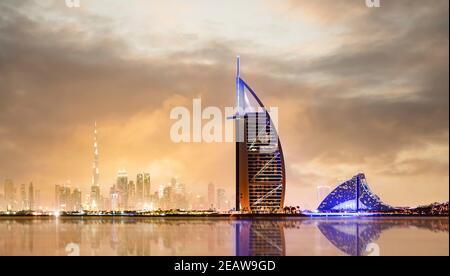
316,218,449,256
235,220,286,256
0,217,447,256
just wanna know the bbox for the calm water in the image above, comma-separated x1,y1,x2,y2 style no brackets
0,217,448,256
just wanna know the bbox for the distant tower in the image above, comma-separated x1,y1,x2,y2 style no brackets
92,121,100,187
34,189,41,210
116,170,129,210
143,173,151,200
28,182,34,211
20,184,27,210
110,186,119,212
72,188,82,212
4,179,15,211
208,182,215,209
90,121,101,210
216,188,226,211
128,180,136,209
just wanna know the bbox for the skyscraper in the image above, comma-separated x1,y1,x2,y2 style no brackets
173,178,186,210
117,170,128,210
55,184,72,211
20,184,27,210
4,179,15,211
136,172,151,207
163,185,173,210
34,189,41,210
63,186,73,211
54,184,61,211
136,173,144,204
90,121,101,209
110,185,119,212
128,180,136,209
158,184,165,200
208,182,215,210
28,182,34,210
90,185,100,210
174,180,185,197
217,188,226,211
92,121,100,187
0,192,3,211
233,57,286,213
144,173,151,201
72,188,82,212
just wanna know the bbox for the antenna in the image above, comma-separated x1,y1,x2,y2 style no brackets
237,56,240,78
236,56,244,114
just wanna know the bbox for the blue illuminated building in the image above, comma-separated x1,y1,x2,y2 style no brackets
317,173,393,212
317,220,383,256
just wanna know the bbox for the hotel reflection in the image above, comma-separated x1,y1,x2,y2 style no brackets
0,218,448,256
235,220,286,256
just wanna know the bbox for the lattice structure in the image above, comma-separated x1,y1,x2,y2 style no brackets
317,173,393,212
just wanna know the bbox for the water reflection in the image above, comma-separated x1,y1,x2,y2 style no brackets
316,218,449,256
0,217,447,256
236,220,286,256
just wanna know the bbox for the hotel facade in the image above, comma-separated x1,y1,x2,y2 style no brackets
234,58,286,213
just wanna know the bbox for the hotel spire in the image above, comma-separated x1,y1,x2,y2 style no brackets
236,56,245,115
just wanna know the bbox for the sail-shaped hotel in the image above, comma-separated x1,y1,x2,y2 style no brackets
233,57,286,213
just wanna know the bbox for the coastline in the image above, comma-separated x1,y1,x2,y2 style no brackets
0,213,448,219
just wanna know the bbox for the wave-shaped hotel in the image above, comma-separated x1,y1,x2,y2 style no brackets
317,173,393,213
231,59,394,215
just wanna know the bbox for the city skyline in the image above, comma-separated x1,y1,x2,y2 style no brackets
0,120,235,211
0,0,448,210
2,173,232,212
0,0,448,259
1,122,232,212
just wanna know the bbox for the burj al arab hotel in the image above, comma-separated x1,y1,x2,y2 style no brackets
233,57,286,213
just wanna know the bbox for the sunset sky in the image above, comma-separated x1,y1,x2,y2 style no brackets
0,0,448,209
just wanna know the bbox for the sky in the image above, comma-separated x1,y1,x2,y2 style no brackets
0,0,448,209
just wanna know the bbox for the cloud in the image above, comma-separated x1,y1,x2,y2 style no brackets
0,0,448,208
